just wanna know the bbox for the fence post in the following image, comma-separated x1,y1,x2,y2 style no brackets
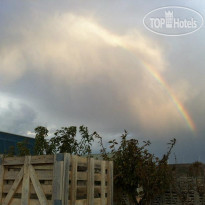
101,161,106,205
21,156,31,205
71,155,77,205
63,153,70,205
52,153,64,205
0,155,4,204
87,157,94,205
107,161,113,205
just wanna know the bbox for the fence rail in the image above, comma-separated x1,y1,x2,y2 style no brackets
0,154,113,205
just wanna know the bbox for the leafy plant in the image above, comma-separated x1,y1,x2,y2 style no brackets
34,126,50,155
52,126,78,154
34,125,96,156
17,140,30,156
97,131,176,205
33,125,177,204
6,146,15,157
77,125,95,156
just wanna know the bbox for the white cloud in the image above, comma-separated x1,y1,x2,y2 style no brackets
0,12,197,138
0,48,26,85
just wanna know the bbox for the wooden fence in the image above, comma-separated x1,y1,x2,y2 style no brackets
0,154,113,205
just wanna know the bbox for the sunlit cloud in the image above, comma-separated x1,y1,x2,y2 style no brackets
0,12,196,137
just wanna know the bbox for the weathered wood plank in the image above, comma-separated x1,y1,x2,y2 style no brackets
31,155,54,164
87,157,94,205
71,155,78,205
77,172,102,181
3,156,25,165
76,186,107,193
63,153,70,205
32,164,53,170
1,154,112,205
2,198,52,205
67,198,107,205
2,167,23,205
101,161,106,205
52,153,64,204
107,161,113,205
3,183,53,195
5,164,53,170
77,156,87,164
4,169,53,180
30,165,48,205
21,156,31,205
0,155,4,204
1,198,106,205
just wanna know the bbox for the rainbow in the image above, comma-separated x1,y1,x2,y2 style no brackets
142,62,196,132
94,26,196,132
117,44,196,132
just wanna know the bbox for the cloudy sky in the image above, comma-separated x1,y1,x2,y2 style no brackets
0,0,205,163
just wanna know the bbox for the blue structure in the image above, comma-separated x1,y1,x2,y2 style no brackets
0,131,35,155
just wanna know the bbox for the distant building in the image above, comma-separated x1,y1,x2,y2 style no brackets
0,131,35,155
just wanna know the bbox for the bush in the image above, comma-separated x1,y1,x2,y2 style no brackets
97,131,176,205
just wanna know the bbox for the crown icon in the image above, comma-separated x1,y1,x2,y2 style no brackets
165,10,174,28
165,11,173,18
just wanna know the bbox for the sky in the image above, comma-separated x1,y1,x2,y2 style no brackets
0,0,205,163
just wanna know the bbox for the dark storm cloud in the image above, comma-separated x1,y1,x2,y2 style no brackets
0,0,205,162
0,100,37,136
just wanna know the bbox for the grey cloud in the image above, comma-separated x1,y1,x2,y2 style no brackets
0,0,205,163
0,101,37,136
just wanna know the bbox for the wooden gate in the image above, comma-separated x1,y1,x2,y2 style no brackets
0,154,113,205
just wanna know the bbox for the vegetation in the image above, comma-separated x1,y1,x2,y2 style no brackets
6,125,205,204
97,130,176,205
17,140,30,156
188,161,205,178
12,125,178,204
34,125,95,156
6,145,15,157
34,126,50,155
